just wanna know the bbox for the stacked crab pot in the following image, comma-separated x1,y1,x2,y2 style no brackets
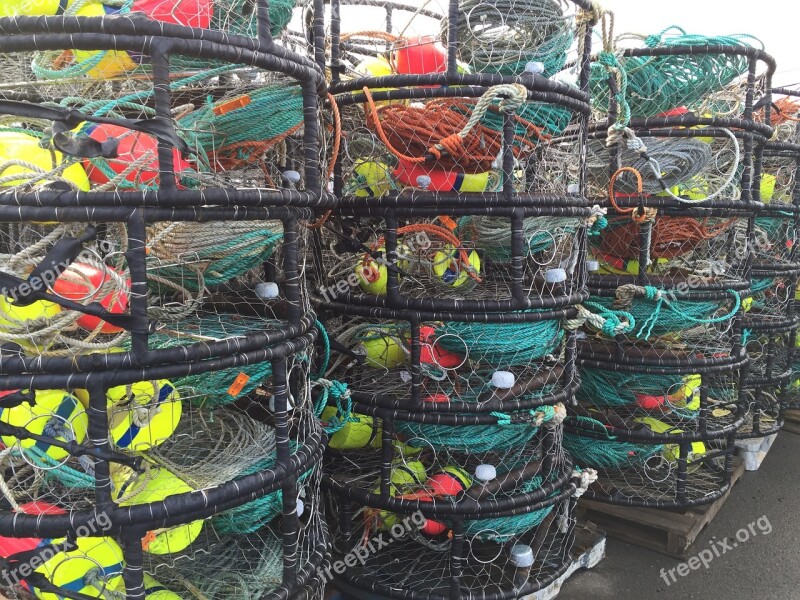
564,27,777,507
0,3,334,599
310,0,602,597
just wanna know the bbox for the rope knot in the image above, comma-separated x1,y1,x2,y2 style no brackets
572,468,598,498
644,34,662,48
497,83,528,114
434,133,467,160
643,286,661,301
596,51,619,69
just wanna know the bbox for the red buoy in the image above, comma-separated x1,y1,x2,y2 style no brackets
394,35,447,75
52,263,130,333
132,0,212,28
84,124,190,190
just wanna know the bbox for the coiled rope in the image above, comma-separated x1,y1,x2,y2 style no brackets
179,85,304,169
363,84,543,172
564,416,664,469
590,27,759,118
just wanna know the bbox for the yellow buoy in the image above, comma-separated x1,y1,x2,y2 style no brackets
635,416,706,462
322,406,382,450
106,380,182,451
0,0,75,16
111,464,204,555
27,537,125,600
759,173,777,203
0,390,87,462
0,132,90,191
371,459,427,529
358,332,408,369
432,245,480,287
668,374,701,411
64,3,137,79
351,160,394,198
355,245,410,295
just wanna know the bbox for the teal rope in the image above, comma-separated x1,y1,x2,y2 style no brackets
396,403,556,452
212,466,312,535
130,316,283,404
480,101,574,139
148,229,282,291
564,417,663,469
437,317,563,368
463,475,555,541
591,288,740,338
20,448,94,489
577,368,699,420
314,321,331,380
179,85,304,157
590,28,760,119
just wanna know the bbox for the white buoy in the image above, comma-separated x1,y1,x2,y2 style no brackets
509,544,535,568
296,498,305,517
524,61,545,75
282,170,301,185
474,464,497,482
491,371,515,389
586,260,600,272
255,282,280,300
545,268,567,284
567,183,581,195
416,175,432,190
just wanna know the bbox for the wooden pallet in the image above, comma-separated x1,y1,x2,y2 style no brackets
576,457,746,560
782,410,800,435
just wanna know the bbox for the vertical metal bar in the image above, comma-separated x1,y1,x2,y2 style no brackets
119,530,146,600
449,518,465,600
87,379,112,509
385,212,401,304
149,42,177,192
126,209,148,358
257,0,275,48
282,216,303,326
302,79,323,196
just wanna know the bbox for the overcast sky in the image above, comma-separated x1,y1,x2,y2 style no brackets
600,0,799,87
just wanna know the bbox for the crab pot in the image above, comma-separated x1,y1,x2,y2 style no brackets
322,454,580,599
566,350,745,508
0,6,335,599
307,0,598,78
736,312,798,438
316,305,579,411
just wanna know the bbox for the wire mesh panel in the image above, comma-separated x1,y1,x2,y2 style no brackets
0,5,334,599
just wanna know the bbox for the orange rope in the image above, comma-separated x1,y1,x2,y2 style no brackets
606,167,736,258
769,97,800,125
211,122,303,171
608,166,649,224
339,30,401,45
600,216,737,260
363,89,544,172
